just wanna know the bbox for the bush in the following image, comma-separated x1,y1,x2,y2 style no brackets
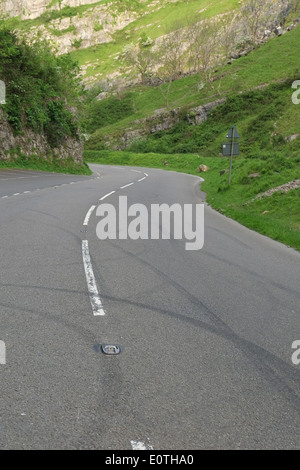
0,22,81,147
80,93,134,133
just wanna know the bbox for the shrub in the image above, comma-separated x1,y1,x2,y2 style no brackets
0,22,81,147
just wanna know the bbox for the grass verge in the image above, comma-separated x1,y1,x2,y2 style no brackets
0,154,92,175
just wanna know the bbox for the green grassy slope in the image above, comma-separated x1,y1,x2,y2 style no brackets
11,0,241,82
70,0,240,80
85,24,300,149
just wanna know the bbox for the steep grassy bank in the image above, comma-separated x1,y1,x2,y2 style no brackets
0,154,92,174
70,0,240,81
84,24,300,150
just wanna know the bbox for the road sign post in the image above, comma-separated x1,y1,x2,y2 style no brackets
229,130,234,186
222,125,240,185
0,80,6,105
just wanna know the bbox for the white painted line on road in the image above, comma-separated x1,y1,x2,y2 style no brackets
0,175,41,181
144,173,148,177
130,440,153,450
23,191,31,194
83,205,96,226
1,196,8,199
13,193,20,196
131,169,141,173
137,177,146,182
82,240,105,316
100,191,116,201
120,182,134,189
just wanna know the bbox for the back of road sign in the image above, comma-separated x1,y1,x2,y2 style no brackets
222,142,239,156
226,125,240,139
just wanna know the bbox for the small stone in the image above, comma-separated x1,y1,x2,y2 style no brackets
197,164,210,172
286,134,299,142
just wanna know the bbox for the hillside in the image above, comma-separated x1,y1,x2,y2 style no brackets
1,1,297,91
4,0,298,87
4,0,244,86
83,21,300,151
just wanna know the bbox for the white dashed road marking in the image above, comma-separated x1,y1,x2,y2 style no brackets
99,191,116,201
82,240,105,316
82,170,150,317
120,182,134,189
83,205,96,226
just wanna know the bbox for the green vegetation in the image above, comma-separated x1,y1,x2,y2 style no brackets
49,24,77,37
14,4,92,29
126,81,299,155
70,0,241,80
81,24,300,252
0,20,87,174
11,0,140,31
0,151,91,174
93,22,103,32
80,88,135,134
84,25,300,149
0,24,82,146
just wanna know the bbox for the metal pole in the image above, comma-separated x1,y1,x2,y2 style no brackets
228,129,234,185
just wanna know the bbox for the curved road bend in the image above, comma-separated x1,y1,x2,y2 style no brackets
0,165,299,449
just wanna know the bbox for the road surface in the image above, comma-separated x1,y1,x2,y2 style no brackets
0,165,299,450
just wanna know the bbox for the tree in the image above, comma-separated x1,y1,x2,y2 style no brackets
215,13,240,94
0,22,81,145
155,27,186,108
122,36,155,84
240,0,274,45
188,20,219,85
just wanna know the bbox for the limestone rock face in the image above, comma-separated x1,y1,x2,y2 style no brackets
0,108,83,164
3,0,100,19
2,0,139,60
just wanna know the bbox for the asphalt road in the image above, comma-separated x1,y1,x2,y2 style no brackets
0,165,299,450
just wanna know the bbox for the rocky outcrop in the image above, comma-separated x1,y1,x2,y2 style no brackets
187,99,225,125
3,0,100,20
244,179,300,206
27,8,138,55
102,98,225,150
255,179,300,199
197,164,210,172
0,108,83,163
2,0,139,57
